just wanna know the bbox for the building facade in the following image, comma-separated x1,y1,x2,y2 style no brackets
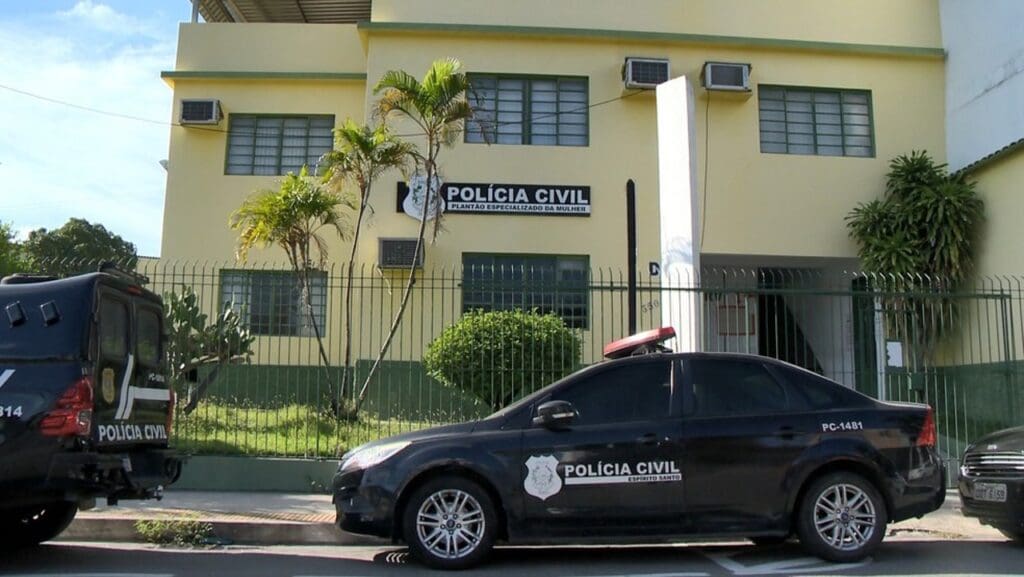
159,0,949,384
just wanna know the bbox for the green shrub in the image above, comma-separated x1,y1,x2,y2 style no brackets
424,310,582,411
135,518,213,547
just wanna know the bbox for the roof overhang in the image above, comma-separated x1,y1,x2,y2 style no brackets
195,0,371,23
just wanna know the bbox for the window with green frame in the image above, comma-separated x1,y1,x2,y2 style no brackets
758,86,874,157
225,114,335,175
219,270,326,337
465,74,588,146
462,253,589,328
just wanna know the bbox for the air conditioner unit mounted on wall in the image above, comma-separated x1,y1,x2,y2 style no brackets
180,99,222,124
623,57,670,90
702,62,751,92
378,238,424,269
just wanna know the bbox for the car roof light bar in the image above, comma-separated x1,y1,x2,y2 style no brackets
602,326,676,359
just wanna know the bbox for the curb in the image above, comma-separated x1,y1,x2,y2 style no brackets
61,517,388,547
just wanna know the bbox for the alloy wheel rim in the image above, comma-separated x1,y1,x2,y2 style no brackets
813,483,876,551
415,489,486,560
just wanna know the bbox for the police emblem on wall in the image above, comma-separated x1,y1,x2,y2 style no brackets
524,455,562,501
400,173,445,221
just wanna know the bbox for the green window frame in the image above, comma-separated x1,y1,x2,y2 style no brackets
758,86,874,157
465,74,589,147
219,270,327,337
225,114,335,175
462,253,589,328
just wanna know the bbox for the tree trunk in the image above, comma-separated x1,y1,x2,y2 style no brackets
340,201,368,406
354,159,435,413
295,258,336,404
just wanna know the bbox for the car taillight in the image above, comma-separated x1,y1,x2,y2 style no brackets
916,407,936,447
40,376,94,437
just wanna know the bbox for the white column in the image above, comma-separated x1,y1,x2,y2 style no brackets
656,76,701,352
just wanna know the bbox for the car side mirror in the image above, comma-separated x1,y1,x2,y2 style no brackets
533,400,577,429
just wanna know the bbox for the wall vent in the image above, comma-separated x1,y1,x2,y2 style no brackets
378,238,424,269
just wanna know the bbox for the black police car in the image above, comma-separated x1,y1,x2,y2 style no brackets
958,425,1024,544
0,267,181,547
333,327,945,569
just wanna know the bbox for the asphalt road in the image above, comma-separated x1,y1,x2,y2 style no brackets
3,539,1022,577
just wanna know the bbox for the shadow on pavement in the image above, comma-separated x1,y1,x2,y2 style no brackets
3,539,1022,576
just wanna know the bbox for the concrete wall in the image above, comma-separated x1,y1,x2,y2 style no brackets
174,23,367,73
971,151,1024,276
940,0,1024,171
372,0,943,48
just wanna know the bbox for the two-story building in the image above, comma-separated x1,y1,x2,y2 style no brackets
159,0,952,399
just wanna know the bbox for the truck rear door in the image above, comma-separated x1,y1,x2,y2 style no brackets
92,289,171,447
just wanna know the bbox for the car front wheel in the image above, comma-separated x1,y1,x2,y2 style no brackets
0,501,78,549
402,476,498,570
996,526,1024,544
796,472,887,563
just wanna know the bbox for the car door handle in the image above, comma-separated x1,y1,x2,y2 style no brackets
637,433,659,445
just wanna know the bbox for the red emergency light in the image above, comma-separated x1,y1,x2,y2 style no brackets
602,327,676,359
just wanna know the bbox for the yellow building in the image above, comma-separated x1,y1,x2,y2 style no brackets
157,0,952,400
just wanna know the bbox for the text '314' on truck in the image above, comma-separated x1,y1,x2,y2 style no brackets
333,327,945,570
0,266,181,548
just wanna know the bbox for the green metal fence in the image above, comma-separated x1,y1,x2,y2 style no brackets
22,259,1023,481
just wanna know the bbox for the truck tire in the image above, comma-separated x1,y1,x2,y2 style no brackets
402,475,498,570
0,502,78,549
796,472,887,563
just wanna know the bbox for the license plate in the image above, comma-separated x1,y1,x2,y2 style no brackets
974,482,1007,502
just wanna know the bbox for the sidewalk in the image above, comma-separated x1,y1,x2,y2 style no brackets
64,491,383,546
63,490,1003,546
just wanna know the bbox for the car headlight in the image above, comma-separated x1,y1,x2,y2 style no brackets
340,441,410,472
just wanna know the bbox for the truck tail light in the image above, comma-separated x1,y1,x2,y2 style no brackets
916,407,936,448
40,376,94,437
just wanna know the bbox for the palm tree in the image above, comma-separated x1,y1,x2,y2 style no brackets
354,58,472,413
230,165,353,397
320,120,413,405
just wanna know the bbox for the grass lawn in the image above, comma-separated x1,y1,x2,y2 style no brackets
170,400,446,458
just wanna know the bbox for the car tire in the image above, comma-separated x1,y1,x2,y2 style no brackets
0,501,78,549
795,472,887,563
996,526,1024,544
402,475,498,570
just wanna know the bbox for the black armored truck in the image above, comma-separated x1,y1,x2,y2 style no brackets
0,266,181,547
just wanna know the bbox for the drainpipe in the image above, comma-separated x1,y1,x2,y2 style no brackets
627,179,637,334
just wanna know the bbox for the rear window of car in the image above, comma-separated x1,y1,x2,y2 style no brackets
99,299,129,360
776,365,873,410
688,358,788,416
137,308,161,366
